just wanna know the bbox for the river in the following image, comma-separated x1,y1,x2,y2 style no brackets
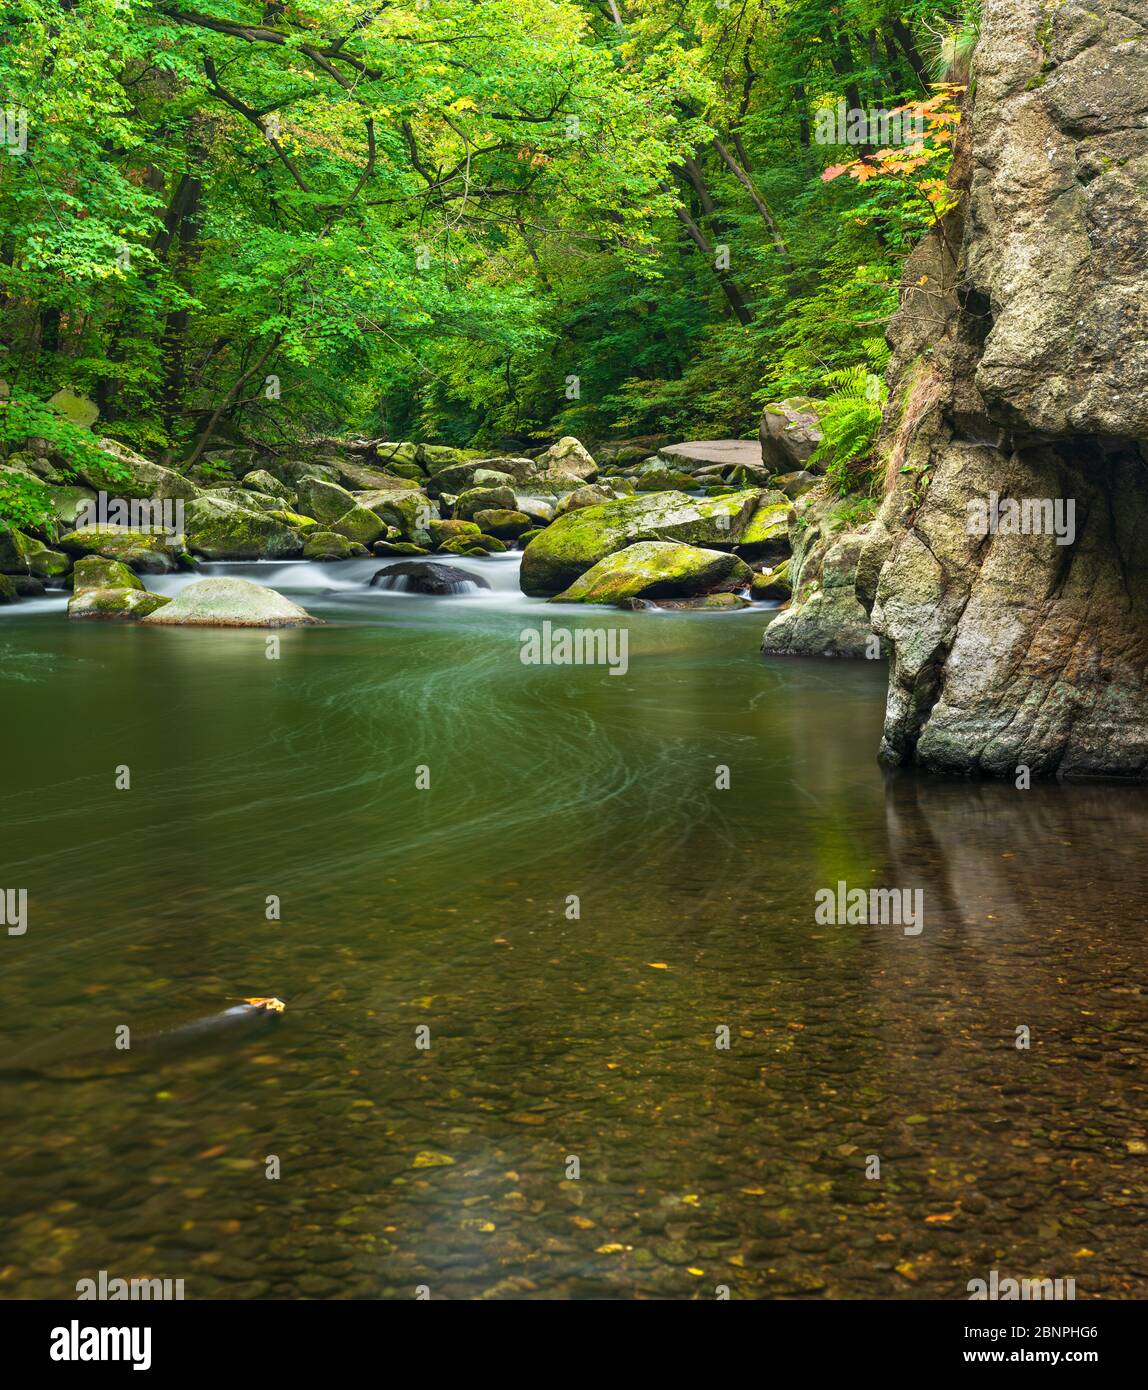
1,555,1145,1298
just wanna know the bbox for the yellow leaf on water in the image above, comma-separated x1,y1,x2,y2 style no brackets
647,962,669,970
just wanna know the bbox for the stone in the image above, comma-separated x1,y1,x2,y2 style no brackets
303,531,362,560
472,508,531,539
71,555,143,594
295,476,359,524
68,587,171,620
329,505,385,546
751,559,792,602
369,561,490,594
858,0,1148,778
183,495,301,560
534,436,598,481
357,489,437,545
48,389,100,430
771,470,820,499
0,527,72,578
242,468,293,501
79,440,199,500
762,489,881,657
372,540,431,556
658,440,763,472
140,577,321,627
428,519,482,547
519,489,765,595
454,485,517,521
552,541,752,605
553,485,613,517
56,526,180,573
759,399,823,473
733,495,791,560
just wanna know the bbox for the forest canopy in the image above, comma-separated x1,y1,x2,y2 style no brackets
0,0,972,467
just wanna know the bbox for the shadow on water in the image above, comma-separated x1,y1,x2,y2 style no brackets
0,558,1144,1298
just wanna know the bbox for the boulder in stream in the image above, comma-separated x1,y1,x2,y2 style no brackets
369,561,490,595
140,577,321,627
552,540,751,605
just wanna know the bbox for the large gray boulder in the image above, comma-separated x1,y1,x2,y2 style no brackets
141,577,320,627
758,399,823,474
857,0,1148,779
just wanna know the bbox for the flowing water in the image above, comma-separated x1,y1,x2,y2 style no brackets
1,556,1146,1299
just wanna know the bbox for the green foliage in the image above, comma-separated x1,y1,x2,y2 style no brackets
808,340,891,496
0,470,52,531
0,0,962,488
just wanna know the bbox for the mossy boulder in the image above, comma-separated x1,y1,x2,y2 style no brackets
140,577,321,627
357,488,436,544
0,573,18,604
330,505,385,546
45,484,99,525
519,489,766,595
71,555,144,593
438,535,490,557
514,495,557,526
0,527,72,578
771,469,820,499
454,484,517,521
48,388,100,430
734,495,791,560
624,592,750,611
303,531,365,560
78,440,199,501
242,469,294,501
269,509,320,531
183,496,301,560
372,540,431,556
295,476,359,524
553,485,614,518
633,467,696,492
68,587,171,620
428,518,482,547
552,541,751,605
751,559,792,601
56,526,180,573
472,508,531,539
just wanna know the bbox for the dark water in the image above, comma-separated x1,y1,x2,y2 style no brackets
1,556,1145,1299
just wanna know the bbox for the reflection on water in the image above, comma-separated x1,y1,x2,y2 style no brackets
0,559,1145,1298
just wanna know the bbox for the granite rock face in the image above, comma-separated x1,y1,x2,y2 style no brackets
858,0,1148,779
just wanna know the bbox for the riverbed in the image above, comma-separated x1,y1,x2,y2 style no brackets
1,555,1145,1298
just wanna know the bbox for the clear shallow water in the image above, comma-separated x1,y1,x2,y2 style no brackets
1,557,1146,1299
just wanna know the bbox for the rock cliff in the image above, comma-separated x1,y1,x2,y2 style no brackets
858,0,1148,779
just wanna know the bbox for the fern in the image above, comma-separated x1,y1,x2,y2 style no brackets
808,364,887,497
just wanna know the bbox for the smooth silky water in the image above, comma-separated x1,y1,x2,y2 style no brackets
1,554,1145,1298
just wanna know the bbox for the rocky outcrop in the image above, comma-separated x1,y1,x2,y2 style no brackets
762,487,882,658
858,0,1148,780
